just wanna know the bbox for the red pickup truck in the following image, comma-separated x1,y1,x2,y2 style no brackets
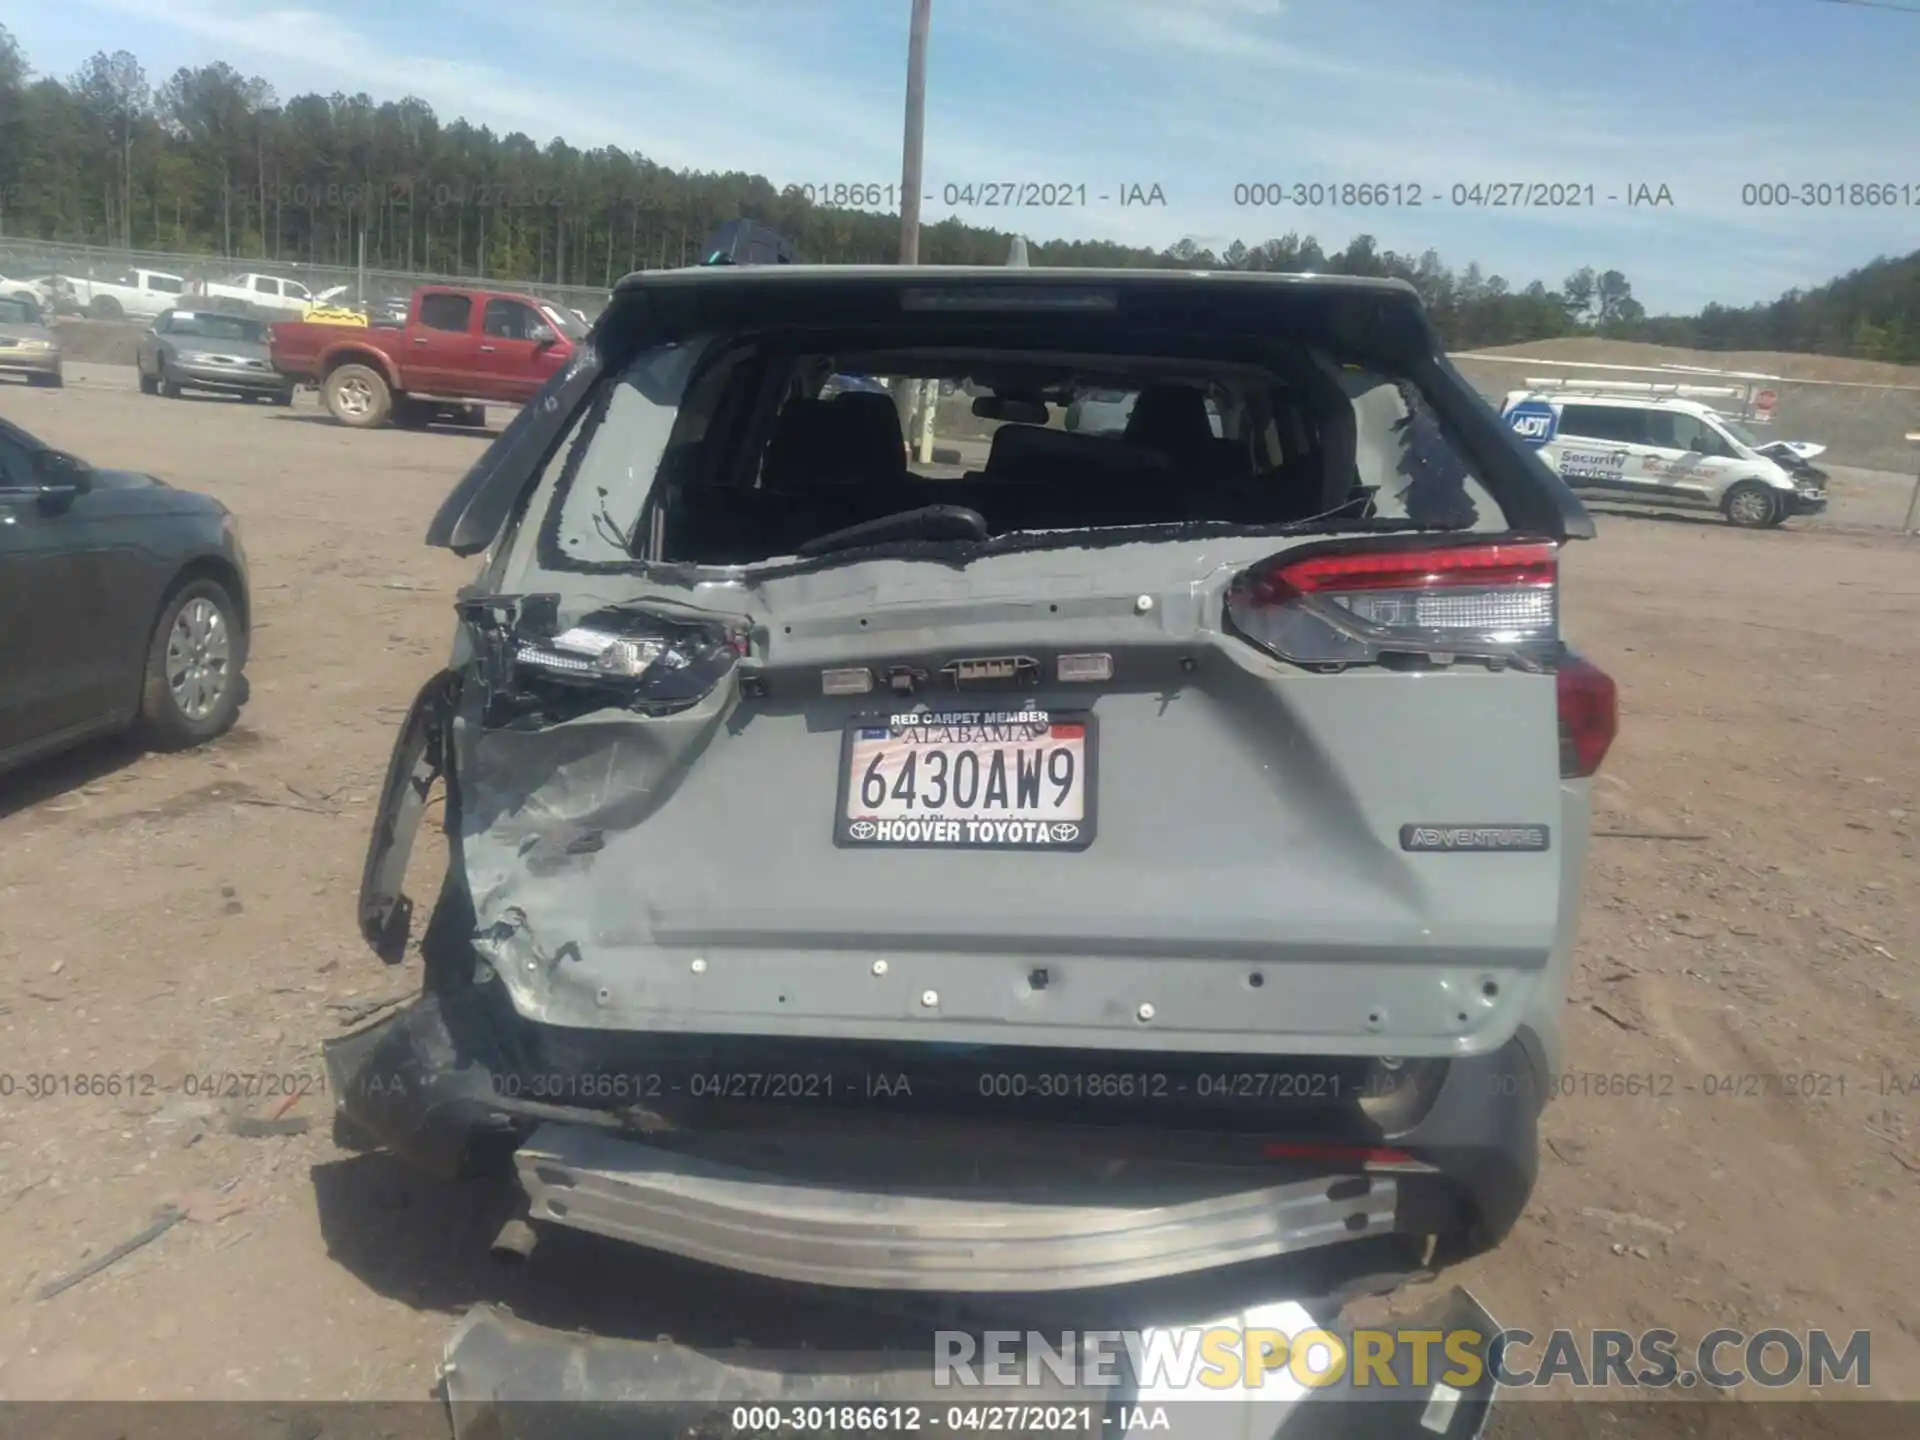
269,285,584,429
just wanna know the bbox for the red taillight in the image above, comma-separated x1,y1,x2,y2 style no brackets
1556,655,1617,778
1227,540,1560,666
1261,1141,1421,1167
1247,542,1557,602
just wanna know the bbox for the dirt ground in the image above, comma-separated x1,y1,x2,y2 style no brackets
45,320,152,367
0,362,1916,1410
1470,337,1920,390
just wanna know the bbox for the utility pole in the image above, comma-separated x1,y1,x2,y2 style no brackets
898,0,930,267
897,0,933,444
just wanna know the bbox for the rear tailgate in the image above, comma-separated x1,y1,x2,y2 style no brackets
437,268,1595,1064
457,543,1571,1060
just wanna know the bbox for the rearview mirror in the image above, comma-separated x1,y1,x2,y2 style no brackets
972,395,1050,426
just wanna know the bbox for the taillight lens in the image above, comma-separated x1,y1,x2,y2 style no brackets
1226,540,1559,666
1556,655,1617,777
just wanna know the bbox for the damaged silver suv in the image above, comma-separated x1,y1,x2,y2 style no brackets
332,265,1617,1296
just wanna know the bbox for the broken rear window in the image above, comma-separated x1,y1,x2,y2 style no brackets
529,331,1508,573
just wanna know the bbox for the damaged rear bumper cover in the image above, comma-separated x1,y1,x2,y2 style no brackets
321,988,1545,1291
440,1285,1503,1439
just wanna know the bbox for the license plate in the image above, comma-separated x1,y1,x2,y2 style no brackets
835,708,1096,850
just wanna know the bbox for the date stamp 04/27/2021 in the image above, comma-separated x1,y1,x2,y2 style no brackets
0,1071,326,1103
2,1065,1913,1110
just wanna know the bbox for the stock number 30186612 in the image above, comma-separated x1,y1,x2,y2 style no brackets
0,1073,162,1100
977,1072,1171,1099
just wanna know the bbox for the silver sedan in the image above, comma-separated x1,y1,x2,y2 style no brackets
135,309,294,404
0,294,62,387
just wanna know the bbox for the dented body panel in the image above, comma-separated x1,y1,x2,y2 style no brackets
449,551,1578,1059
340,265,1605,1287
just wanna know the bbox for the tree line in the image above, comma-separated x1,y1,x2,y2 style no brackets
1,26,1914,361
1627,251,1920,365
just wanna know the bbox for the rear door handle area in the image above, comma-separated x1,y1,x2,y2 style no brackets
413,336,429,345
479,345,497,353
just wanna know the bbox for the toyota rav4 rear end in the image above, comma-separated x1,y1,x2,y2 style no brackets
330,265,1615,1294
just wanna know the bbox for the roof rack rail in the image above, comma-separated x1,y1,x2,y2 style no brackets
1520,377,1745,399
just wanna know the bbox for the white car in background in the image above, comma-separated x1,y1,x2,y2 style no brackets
38,267,188,321
0,273,48,309
187,272,350,317
1500,388,1828,528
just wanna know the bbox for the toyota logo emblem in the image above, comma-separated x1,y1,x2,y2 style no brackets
1050,823,1080,842
848,820,878,840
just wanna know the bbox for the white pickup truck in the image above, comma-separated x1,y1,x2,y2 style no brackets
187,273,349,317
40,267,188,320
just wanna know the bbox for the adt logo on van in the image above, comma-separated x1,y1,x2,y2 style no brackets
1505,400,1557,447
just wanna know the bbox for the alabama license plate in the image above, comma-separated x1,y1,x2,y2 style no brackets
834,708,1096,850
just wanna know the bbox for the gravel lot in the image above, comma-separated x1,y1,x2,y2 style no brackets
0,365,1916,1407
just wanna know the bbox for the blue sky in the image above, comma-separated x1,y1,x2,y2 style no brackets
7,0,1919,313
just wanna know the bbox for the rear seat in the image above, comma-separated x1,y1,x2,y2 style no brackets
667,486,866,564
955,424,1171,529
968,420,1275,529
667,394,912,561
668,387,1318,562
978,424,1171,485
762,398,908,490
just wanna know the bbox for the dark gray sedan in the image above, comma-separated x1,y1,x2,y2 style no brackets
135,309,294,404
0,414,251,774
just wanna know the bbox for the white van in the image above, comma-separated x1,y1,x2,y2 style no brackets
1500,388,1827,528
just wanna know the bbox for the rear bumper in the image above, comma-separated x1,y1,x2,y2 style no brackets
0,351,60,376
323,987,1542,1289
440,1284,1503,1439
513,1119,1403,1292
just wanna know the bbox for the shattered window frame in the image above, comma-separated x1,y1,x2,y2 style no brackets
499,331,1508,585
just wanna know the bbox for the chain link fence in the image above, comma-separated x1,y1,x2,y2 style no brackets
0,238,613,321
